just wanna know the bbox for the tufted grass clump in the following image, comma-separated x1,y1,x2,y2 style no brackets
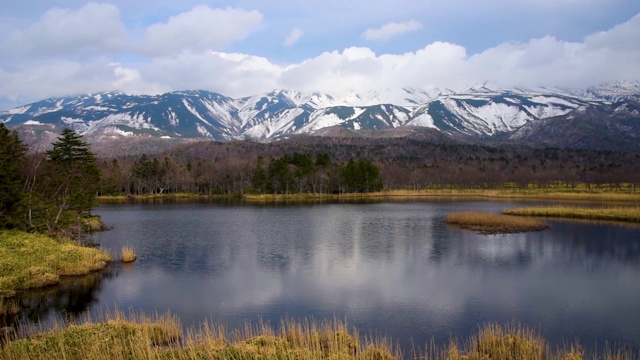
121,247,137,263
0,312,396,360
0,231,111,298
1,315,637,360
445,212,549,234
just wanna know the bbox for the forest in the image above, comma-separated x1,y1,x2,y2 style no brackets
3,124,640,238
96,135,640,196
0,124,100,238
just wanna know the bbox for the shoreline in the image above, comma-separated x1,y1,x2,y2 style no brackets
98,188,640,204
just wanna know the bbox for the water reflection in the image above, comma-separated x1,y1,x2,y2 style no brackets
12,201,640,352
1,269,114,329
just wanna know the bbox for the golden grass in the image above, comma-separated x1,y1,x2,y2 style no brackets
241,188,640,204
121,247,137,263
99,186,640,204
1,314,636,360
503,206,640,223
445,212,549,234
0,311,396,360
0,231,111,298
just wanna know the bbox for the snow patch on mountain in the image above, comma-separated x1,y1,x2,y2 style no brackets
33,100,64,116
182,99,212,126
2,82,638,142
7,105,31,115
244,108,306,139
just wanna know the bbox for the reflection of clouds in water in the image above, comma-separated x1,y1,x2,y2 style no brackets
85,202,640,350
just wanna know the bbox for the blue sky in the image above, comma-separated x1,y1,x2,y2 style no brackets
1,0,639,110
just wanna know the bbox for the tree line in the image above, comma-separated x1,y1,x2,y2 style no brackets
95,136,640,196
3,123,640,238
0,124,100,238
99,151,384,196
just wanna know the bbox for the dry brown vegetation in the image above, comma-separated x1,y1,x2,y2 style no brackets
120,247,137,263
96,134,640,197
1,313,637,360
445,212,549,234
503,206,640,223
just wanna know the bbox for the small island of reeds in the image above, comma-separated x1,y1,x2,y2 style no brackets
121,246,137,263
445,212,549,234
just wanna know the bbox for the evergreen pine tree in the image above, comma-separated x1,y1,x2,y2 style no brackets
0,123,27,228
44,129,101,223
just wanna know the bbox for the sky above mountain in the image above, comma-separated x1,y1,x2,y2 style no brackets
1,0,639,110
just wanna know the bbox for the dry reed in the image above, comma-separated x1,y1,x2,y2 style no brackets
1,314,637,360
503,206,640,223
121,247,137,263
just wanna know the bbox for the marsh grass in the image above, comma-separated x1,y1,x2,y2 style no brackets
241,188,640,204
0,311,397,360
1,314,637,360
82,215,106,232
0,231,111,298
503,206,640,223
445,212,549,234
121,247,137,263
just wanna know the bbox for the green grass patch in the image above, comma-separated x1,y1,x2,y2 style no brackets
445,212,549,234
503,206,640,223
0,231,111,298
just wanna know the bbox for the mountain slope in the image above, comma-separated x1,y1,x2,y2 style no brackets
1,82,639,153
506,101,640,153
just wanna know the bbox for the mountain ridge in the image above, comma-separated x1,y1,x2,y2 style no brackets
2,81,639,154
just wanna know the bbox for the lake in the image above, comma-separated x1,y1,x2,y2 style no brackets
5,200,640,353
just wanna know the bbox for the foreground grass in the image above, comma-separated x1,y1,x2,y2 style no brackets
0,231,111,298
1,313,636,360
0,312,394,360
445,212,549,234
503,206,640,223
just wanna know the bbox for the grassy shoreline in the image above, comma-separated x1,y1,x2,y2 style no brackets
98,189,640,204
1,312,636,360
503,206,640,223
0,231,111,299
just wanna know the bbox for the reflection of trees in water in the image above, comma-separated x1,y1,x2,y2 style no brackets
0,268,115,329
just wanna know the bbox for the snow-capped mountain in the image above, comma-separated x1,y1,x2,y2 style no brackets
1,82,638,146
579,81,640,102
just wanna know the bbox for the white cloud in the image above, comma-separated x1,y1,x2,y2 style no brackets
0,59,149,101
2,3,127,57
143,6,263,56
362,20,423,41
139,51,281,97
1,6,640,108
283,28,304,47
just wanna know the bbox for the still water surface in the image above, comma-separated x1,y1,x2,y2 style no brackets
11,201,640,351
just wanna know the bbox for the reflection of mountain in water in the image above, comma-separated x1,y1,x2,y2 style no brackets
1,268,115,329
